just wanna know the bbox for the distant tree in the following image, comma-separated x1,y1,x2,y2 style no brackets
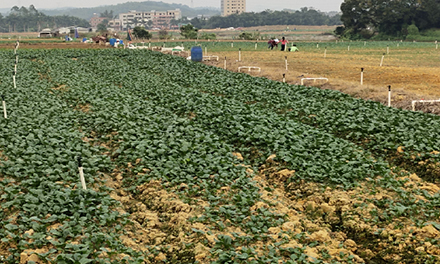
238,31,260,40
0,5,90,32
133,26,152,39
180,24,198,39
97,19,109,31
199,32,216,40
338,0,440,39
169,18,179,27
158,29,169,39
100,10,114,19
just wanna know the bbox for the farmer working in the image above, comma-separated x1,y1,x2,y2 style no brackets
280,37,288,51
289,44,299,52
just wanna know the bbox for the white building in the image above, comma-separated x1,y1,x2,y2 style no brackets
109,9,182,30
221,0,246,16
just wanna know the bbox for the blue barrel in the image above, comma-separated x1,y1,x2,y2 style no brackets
191,46,203,62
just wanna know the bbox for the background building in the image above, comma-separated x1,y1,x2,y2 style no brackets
110,9,182,30
221,0,246,16
90,16,107,28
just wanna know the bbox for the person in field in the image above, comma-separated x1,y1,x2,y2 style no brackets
289,44,299,52
267,38,273,49
280,37,288,51
267,38,278,50
273,38,279,49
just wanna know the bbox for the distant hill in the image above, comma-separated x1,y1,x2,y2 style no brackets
40,1,220,20
0,8,10,14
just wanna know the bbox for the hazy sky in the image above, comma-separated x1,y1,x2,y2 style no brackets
2,0,343,12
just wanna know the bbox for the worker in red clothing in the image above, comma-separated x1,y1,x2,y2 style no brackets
280,37,288,51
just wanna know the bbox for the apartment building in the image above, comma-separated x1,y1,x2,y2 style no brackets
221,0,246,16
109,9,182,30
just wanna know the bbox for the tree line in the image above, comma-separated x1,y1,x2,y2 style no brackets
338,0,440,39
174,8,341,29
0,6,90,33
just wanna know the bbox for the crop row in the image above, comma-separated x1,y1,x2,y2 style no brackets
34,48,390,262
1,48,440,263
0,51,144,263
127,50,440,181
0,49,336,263
54,49,440,261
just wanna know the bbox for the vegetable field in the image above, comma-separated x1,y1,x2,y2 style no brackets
1,48,440,263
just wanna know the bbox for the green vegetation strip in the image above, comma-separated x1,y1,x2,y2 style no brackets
135,49,440,181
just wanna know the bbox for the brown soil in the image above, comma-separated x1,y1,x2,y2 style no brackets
204,49,440,114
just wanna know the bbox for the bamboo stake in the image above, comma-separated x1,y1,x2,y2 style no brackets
388,85,391,107
2,95,7,119
380,53,385,67
78,156,87,190
360,68,364,85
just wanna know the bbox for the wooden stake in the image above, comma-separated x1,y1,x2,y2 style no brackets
255,42,257,50
380,53,385,67
285,56,288,71
231,42,233,48
224,56,227,70
324,47,327,58
238,48,241,62
2,95,7,119
13,75,16,89
388,85,391,107
360,68,364,85
78,156,87,190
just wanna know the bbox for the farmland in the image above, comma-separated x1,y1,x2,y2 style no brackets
160,40,440,113
0,45,439,264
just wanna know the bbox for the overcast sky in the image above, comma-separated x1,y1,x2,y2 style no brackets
1,0,343,12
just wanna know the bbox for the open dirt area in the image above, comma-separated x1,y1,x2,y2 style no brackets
204,47,440,114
